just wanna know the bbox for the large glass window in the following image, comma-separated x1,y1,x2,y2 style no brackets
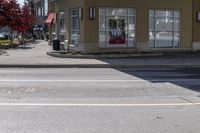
70,8,80,46
149,10,181,48
99,8,136,47
59,12,66,42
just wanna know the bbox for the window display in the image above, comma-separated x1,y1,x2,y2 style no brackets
99,8,136,47
109,19,126,44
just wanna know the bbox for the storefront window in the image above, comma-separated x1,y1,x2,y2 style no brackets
149,10,181,48
59,12,66,42
99,8,136,47
70,8,80,46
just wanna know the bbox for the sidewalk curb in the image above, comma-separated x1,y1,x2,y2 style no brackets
0,64,200,68
47,51,164,59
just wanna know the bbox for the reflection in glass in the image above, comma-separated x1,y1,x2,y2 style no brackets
155,31,173,48
70,8,80,46
99,31,106,45
108,9,127,16
174,17,180,31
174,32,180,47
100,8,106,16
174,11,180,17
156,10,173,17
149,10,155,17
128,9,135,16
149,17,154,30
149,10,180,48
59,12,66,41
156,17,173,31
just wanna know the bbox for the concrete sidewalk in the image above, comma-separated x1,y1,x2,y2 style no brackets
0,40,200,68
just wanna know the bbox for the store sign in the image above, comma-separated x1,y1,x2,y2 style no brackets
197,12,200,22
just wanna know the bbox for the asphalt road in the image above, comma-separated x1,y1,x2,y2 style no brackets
0,68,200,133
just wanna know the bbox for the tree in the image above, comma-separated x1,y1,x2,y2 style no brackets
16,2,35,34
0,0,21,30
0,0,35,38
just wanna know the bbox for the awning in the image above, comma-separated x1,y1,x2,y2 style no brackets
45,13,54,24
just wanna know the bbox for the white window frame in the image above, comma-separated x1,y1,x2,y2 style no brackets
99,8,136,48
149,9,181,48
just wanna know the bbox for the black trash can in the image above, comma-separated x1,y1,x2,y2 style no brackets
53,38,60,50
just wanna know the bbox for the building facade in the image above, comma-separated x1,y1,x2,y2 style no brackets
28,0,49,39
49,0,200,54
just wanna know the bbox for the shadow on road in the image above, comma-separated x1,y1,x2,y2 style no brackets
114,67,200,92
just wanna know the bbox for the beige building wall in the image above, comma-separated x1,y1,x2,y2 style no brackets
192,0,200,51
82,0,193,53
54,0,83,43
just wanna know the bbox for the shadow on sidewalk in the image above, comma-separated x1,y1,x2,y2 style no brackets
16,45,34,50
15,40,41,50
11,41,40,50
0,50,8,56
